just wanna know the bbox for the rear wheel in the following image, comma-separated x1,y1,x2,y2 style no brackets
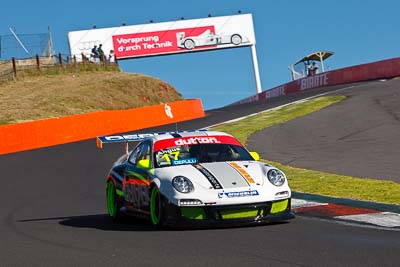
150,186,165,228
106,181,122,222
184,39,195,50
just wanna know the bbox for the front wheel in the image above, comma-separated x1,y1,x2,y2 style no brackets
231,34,242,45
150,186,165,228
106,181,122,222
184,39,195,50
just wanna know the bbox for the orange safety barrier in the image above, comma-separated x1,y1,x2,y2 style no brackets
0,99,205,155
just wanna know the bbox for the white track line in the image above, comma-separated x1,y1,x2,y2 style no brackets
291,199,328,209
335,212,400,228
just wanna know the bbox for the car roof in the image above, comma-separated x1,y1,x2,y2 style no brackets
96,130,236,149
149,130,233,142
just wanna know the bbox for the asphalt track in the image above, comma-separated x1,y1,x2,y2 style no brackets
248,79,400,183
1,80,399,266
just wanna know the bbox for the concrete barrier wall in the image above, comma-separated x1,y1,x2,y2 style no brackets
0,99,205,155
234,57,400,105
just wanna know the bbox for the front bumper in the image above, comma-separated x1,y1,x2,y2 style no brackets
163,198,295,228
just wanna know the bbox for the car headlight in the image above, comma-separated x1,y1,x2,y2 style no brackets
172,176,194,193
267,169,286,186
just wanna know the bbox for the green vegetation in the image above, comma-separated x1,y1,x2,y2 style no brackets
212,96,400,205
213,96,345,145
269,161,400,205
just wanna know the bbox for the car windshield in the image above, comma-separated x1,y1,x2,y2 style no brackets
153,142,254,168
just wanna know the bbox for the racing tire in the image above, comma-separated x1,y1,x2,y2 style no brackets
106,181,122,223
231,34,242,45
150,186,166,228
183,39,195,50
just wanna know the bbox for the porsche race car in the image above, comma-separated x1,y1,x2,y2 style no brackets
97,130,294,228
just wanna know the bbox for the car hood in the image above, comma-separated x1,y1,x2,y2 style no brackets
154,161,267,190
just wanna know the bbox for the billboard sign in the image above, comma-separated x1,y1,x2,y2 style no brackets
68,14,255,60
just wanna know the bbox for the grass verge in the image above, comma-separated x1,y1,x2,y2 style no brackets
211,96,400,205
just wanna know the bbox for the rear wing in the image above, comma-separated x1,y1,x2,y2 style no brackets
96,129,209,149
96,134,153,149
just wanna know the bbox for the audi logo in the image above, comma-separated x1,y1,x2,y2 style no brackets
78,41,102,50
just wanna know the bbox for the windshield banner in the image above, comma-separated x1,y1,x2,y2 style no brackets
153,135,242,152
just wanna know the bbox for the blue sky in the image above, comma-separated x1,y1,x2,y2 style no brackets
1,0,399,110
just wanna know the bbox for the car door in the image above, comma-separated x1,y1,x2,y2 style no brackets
123,141,152,212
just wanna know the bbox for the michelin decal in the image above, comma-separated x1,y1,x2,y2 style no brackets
218,190,259,198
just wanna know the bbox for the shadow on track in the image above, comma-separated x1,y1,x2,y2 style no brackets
19,214,155,231
18,214,290,231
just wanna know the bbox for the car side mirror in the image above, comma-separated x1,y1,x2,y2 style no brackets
136,159,151,169
249,152,260,161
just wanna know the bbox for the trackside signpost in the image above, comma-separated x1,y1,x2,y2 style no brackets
67,14,263,94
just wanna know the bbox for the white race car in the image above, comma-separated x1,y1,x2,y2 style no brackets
97,130,294,228
176,30,249,50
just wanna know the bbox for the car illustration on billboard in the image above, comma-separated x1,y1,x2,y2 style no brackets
176,29,250,50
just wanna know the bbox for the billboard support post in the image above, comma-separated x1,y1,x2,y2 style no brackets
250,44,262,94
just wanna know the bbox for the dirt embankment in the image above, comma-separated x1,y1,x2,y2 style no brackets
0,71,183,124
